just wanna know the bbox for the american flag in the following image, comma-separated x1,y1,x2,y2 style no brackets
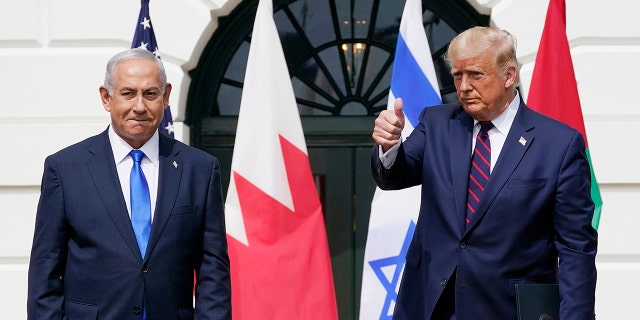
132,0,174,138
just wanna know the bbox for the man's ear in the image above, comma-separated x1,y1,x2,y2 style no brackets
99,86,111,112
505,66,517,88
162,83,173,109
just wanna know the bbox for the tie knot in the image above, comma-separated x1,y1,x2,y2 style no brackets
130,150,145,163
479,121,494,133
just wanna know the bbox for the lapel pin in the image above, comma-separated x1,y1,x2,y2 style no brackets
519,136,527,146
173,161,178,168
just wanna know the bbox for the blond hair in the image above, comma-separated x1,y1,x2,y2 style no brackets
446,26,519,84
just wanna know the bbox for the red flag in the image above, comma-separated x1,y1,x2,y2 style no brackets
527,0,602,229
224,0,338,318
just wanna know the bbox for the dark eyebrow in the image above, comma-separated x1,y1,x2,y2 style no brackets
117,86,136,92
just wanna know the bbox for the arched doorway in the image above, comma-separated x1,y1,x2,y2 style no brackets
187,0,488,318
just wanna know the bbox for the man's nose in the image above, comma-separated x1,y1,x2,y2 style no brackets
132,94,146,112
459,74,472,91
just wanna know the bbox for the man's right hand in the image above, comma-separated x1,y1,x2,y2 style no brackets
372,98,405,152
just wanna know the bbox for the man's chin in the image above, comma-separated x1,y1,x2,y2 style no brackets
462,104,487,120
118,126,155,142
462,103,481,112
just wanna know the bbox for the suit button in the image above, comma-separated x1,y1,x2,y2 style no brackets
133,306,141,315
440,279,447,286
142,265,149,273
539,314,553,320
459,242,467,249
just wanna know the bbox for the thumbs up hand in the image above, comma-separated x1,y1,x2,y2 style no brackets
373,98,406,152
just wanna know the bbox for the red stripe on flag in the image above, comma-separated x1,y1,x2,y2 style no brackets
527,0,588,145
527,0,602,230
228,135,338,319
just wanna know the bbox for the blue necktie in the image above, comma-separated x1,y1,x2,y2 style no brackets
130,150,150,320
466,121,493,225
130,150,151,258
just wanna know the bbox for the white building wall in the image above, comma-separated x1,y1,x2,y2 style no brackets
0,0,634,318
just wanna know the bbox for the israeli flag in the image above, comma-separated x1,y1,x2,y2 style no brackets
359,0,442,318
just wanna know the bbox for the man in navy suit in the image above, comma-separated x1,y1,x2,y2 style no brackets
28,48,231,319
372,27,597,319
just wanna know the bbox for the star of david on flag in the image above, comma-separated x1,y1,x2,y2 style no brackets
360,0,442,318
132,0,174,138
368,221,416,319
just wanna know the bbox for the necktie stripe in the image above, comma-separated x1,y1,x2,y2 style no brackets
475,151,491,167
468,188,479,202
469,175,485,191
477,137,490,152
471,162,489,180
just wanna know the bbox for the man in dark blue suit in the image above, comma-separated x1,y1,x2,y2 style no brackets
372,27,597,319
28,48,231,319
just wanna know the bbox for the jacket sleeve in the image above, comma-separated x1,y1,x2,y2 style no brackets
371,133,425,191
554,131,598,320
194,158,232,319
27,156,68,320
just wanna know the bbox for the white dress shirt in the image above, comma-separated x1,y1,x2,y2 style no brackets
109,127,160,220
471,92,520,172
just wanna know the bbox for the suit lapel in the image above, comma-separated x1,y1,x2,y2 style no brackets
145,134,182,260
450,112,474,235
87,130,143,262
464,103,535,234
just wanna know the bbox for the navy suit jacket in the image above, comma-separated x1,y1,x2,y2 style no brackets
28,129,231,320
372,101,597,319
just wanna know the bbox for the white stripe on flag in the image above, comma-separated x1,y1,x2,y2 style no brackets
360,0,442,318
224,0,307,245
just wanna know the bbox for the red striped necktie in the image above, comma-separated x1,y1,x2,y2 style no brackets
466,121,494,225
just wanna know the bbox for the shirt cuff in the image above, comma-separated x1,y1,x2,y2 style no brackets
379,142,400,169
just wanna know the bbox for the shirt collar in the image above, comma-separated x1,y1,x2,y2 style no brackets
108,126,160,165
474,91,520,136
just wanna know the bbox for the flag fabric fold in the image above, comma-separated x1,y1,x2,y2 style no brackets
224,0,338,319
359,0,442,318
132,0,174,138
527,0,602,229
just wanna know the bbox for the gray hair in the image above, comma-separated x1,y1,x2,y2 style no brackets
103,48,168,95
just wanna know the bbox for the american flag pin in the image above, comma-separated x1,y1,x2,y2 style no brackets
173,161,178,168
519,136,527,146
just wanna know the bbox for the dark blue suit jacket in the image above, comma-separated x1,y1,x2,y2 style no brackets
28,129,231,319
372,101,597,319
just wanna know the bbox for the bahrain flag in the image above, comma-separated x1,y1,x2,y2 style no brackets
224,0,339,319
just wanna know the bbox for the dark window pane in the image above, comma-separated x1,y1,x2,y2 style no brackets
336,0,373,40
372,0,404,48
352,0,373,38
217,83,241,115
361,45,392,100
316,47,346,98
342,42,367,94
224,41,250,83
292,76,335,115
424,10,456,54
288,0,335,47
275,9,310,66
340,101,368,115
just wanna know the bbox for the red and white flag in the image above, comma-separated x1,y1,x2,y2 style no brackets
224,0,338,318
